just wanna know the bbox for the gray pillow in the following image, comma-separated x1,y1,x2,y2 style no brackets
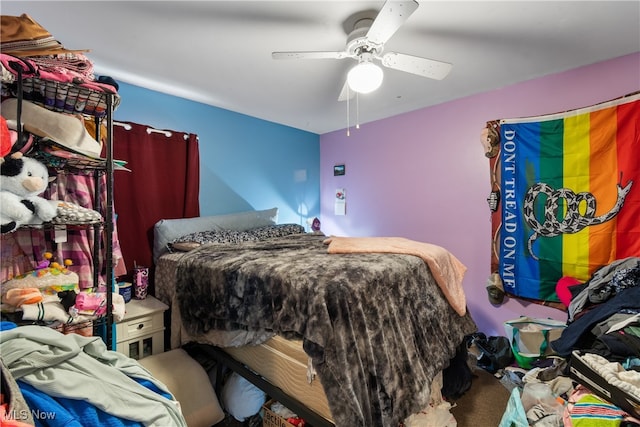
153,208,278,262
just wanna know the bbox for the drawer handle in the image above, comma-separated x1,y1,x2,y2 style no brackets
137,324,144,330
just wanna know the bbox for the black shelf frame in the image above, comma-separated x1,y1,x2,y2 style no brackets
6,64,116,350
187,343,335,427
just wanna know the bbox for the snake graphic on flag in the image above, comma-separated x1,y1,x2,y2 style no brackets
523,180,634,260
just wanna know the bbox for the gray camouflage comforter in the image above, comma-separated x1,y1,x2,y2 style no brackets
175,233,476,427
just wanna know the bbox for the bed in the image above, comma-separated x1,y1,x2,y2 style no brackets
153,210,478,427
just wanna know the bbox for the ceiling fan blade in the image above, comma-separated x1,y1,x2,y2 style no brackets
381,52,452,80
272,51,349,60
366,0,419,46
337,80,355,102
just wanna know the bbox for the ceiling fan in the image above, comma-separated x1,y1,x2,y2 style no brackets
272,0,452,101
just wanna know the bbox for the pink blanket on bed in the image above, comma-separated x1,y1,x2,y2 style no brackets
324,236,467,316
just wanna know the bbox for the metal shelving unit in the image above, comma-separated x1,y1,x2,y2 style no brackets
2,62,118,349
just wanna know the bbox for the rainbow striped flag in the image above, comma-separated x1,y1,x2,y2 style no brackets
498,93,640,301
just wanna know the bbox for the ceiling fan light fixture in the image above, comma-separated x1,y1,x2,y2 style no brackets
347,61,383,94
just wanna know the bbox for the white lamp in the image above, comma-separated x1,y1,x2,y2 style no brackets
347,60,383,94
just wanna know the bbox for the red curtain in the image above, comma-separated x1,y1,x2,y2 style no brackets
112,122,199,282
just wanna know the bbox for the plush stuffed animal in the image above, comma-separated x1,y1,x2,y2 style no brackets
0,153,57,233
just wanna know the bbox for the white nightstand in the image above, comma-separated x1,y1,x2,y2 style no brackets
116,295,168,360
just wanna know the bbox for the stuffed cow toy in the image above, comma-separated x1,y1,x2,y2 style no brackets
0,153,57,233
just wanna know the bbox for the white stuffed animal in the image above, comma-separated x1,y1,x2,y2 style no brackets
0,153,57,233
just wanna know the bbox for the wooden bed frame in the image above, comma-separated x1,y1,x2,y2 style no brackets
187,343,334,427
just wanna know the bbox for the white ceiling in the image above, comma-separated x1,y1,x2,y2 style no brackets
2,1,639,134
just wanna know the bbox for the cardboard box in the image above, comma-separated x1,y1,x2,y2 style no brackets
262,400,297,427
569,350,640,418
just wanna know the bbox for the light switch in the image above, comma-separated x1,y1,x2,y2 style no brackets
335,188,346,215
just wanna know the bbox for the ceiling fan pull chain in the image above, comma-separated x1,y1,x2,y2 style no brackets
356,93,360,129
346,85,351,136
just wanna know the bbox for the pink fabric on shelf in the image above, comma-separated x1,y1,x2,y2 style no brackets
1,231,48,283
1,54,117,94
324,236,468,316
0,53,37,78
29,53,94,80
44,172,126,288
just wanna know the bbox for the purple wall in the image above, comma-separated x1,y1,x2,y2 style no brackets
319,52,640,337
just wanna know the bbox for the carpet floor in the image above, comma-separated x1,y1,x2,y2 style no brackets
450,367,511,427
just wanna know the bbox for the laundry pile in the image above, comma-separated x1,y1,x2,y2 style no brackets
496,257,640,426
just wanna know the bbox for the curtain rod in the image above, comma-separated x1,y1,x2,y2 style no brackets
113,121,191,140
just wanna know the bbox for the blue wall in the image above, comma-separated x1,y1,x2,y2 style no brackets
113,82,320,228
